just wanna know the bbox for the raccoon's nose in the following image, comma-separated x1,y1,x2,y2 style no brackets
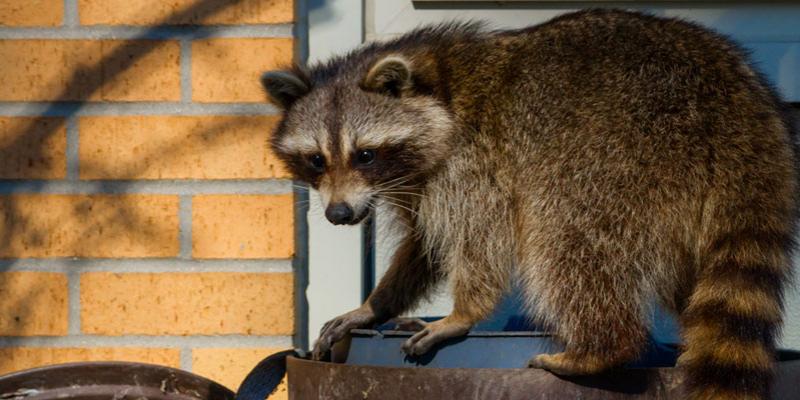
325,202,355,225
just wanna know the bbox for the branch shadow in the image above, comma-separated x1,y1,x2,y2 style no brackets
0,0,286,374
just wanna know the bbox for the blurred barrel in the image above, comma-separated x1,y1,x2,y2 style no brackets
0,362,234,400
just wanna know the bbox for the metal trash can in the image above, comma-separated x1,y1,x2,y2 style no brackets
286,326,800,399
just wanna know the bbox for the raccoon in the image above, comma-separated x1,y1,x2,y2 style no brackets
262,9,797,400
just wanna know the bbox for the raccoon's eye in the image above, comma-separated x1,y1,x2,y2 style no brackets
309,154,325,171
356,149,376,165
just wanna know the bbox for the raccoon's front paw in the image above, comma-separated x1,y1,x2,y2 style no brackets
528,352,609,376
400,317,471,356
312,306,376,360
389,317,428,332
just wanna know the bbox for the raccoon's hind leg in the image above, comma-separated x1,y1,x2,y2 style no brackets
520,225,649,375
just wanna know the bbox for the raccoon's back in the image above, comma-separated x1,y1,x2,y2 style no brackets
443,9,792,198
448,9,775,136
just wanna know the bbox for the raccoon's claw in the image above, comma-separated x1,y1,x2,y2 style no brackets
390,317,428,332
528,352,609,376
312,306,376,361
400,317,471,356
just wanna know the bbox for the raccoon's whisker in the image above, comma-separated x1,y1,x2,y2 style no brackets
377,190,427,198
377,174,414,186
305,208,324,218
371,203,417,234
379,196,422,210
385,179,418,189
376,190,416,197
390,217,415,234
378,197,412,210
380,199,419,217
375,193,418,207
374,174,420,189
375,186,420,198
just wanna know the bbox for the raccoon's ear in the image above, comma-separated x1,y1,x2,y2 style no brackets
362,55,412,97
261,69,310,110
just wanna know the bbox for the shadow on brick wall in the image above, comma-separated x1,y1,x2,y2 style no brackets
0,0,279,371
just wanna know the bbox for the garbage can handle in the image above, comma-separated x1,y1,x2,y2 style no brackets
235,349,307,400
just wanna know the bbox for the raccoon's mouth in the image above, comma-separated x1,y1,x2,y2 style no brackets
331,208,369,225
349,207,371,225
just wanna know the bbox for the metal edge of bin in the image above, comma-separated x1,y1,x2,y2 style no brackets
287,356,800,400
354,329,552,338
0,361,235,400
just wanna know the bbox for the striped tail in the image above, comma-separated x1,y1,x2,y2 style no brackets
679,224,793,400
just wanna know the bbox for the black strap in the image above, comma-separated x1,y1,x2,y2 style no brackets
235,349,305,400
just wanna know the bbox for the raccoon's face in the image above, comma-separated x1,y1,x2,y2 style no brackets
262,55,454,225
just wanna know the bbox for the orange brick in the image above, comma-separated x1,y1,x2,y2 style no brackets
192,38,293,103
0,195,179,258
192,348,289,397
0,40,180,102
0,0,63,27
0,347,181,375
79,116,288,179
0,117,66,179
80,272,294,335
192,195,294,259
0,272,67,336
79,0,293,26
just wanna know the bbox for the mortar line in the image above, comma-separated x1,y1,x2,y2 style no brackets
0,179,293,195
67,269,81,335
180,39,193,103
0,335,294,348
0,259,294,274
65,116,79,180
63,0,79,27
179,195,193,259
0,102,278,117
0,24,293,39
180,348,193,371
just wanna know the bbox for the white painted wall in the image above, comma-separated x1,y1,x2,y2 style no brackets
366,0,800,349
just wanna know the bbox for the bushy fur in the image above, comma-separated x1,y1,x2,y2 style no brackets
264,9,798,400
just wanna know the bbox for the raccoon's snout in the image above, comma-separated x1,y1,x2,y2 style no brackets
325,202,356,225
325,201,371,225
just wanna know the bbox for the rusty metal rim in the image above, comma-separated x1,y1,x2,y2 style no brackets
288,355,673,374
286,356,684,399
287,355,800,400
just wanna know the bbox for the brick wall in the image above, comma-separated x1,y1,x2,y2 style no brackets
0,0,299,397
